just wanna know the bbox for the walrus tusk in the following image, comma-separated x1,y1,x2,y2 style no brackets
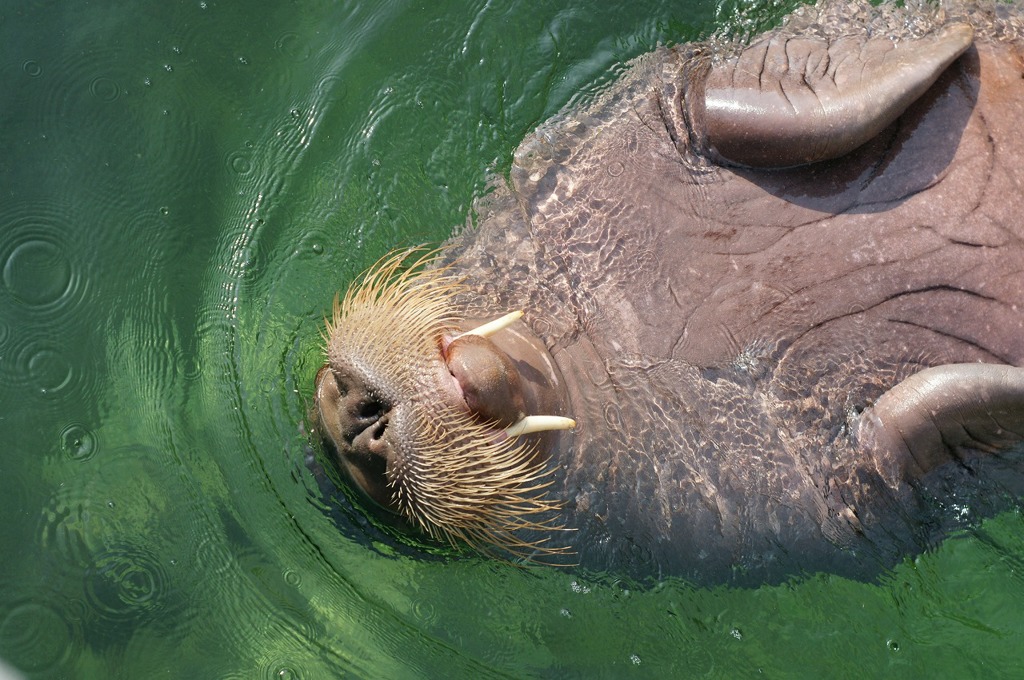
452,310,525,342
504,415,577,438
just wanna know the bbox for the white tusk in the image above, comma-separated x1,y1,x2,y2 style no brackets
504,415,577,438
452,310,524,341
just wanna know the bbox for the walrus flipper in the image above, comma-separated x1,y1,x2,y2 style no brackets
858,364,1024,485
698,23,975,167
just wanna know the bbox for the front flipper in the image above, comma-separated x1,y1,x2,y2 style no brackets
694,23,974,167
858,364,1024,485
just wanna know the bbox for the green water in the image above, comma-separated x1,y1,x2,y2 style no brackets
2,0,1024,677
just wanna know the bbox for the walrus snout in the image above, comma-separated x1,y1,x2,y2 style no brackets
314,252,578,557
319,365,391,453
314,364,396,510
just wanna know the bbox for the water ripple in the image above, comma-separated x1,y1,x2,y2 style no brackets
259,658,305,680
253,605,321,680
83,543,175,626
123,205,189,274
23,341,75,396
18,43,137,144
195,531,239,578
0,204,89,319
315,73,348,104
134,107,206,207
227,145,258,177
38,486,98,577
110,324,176,400
89,75,121,102
275,31,312,63
22,60,43,77
2,236,72,307
0,466,31,553
0,336,92,408
60,423,98,462
0,203,102,408
0,598,80,674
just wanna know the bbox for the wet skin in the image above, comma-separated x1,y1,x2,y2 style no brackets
316,2,1024,583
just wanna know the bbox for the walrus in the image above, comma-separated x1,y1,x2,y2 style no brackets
312,0,1024,583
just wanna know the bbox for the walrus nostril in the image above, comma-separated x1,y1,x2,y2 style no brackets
370,416,387,441
355,416,390,459
357,399,385,421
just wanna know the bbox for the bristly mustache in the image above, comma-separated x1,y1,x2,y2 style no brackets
323,248,575,563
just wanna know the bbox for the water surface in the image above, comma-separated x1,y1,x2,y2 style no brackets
2,0,1023,677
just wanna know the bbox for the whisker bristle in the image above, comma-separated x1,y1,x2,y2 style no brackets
323,248,571,564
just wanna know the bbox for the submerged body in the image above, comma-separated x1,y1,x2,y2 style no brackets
315,1,1024,583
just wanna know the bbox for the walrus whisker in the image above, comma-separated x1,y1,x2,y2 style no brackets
375,403,572,561
319,248,579,561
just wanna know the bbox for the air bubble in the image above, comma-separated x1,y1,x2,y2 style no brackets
570,580,591,594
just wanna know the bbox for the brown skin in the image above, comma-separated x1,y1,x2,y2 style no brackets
316,1,1024,583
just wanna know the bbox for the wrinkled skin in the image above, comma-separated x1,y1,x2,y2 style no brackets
316,1,1024,584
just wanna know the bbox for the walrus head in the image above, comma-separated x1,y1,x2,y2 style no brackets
314,251,576,560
